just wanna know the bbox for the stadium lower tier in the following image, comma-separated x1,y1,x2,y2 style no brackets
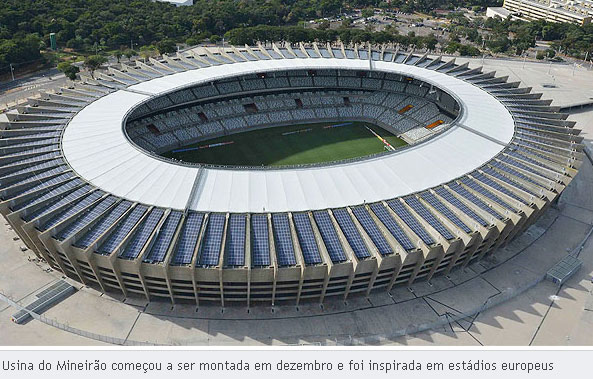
124,70,458,157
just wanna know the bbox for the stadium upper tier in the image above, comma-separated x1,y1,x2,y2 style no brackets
0,42,583,305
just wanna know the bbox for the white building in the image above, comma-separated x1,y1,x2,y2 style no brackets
486,6,513,19
501,0,592,25
155,0,193,6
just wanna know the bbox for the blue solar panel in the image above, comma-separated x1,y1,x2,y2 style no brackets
272,213,297,266
491,160,539,186
420,192,472,233
3,166,67,191
369,203,416,251
305,48,319,58
434,187,489,226
172,212,204,265
39,190,102,230
312,211,347,263
387,200,435,245
56,196,117,241
225,214,246,266
0,159,62,186
120,208,165,260
448,182,504,220
98,205,148,255
483,166,536,195
512,147,557,171
251,214,270,266
143,211,182,263
75,200,132,249
22,184,91,222
332,209,371,260
501,154,553,179
10,173,74,208
460,177,516,211
351,206,392,256
404,197,455,240
12,178,80,212
198,213,226,267
292,213,322,265
473,172,528,204
8,152,60,168
3,145,56,159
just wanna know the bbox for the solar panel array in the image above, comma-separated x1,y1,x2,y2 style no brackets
448,182,504,220
12,178,80,212
501,154,552,179
312,211,347,263
292,213,322,265
420,192,472,233
75,200,133,249
351,206,392,256
251,214,270,266
98,205,148,255
461,177,515,211
387,200,435,245
473,172,528,204
172,212,204,265
9,151,60,168
56,196,117,241
404,197,455,240
5,166,67,191
0,160,62,185
483,166,536,195
143,211,182,263
369,203,416,251
198,213,226,266
483,167,539,196
509,150,556,173
490,160,539,186
15,173,73,200
332,208,371,259
23,184,91,223
39,190,102,231
120,208,165,260
225,214,246,266
272,213,297,266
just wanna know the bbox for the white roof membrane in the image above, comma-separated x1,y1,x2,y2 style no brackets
62,58,515,213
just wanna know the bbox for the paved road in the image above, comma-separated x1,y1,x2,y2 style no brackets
0,74,68,109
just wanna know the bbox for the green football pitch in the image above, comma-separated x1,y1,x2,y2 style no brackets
163,121,407,167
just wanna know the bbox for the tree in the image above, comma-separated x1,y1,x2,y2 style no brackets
124,49,136,61
57,61,80,80
361,8,374,19
115,50,123,63
425,33,438,51
139,46,158,61
318,19,330,30
156,39,176,55
84,55,107,78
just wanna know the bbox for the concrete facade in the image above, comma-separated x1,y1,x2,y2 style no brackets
0,43,583,309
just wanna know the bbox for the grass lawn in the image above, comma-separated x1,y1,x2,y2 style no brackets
163,121,407,167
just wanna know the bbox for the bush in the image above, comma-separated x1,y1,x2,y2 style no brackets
57,62,80,80
83,55,107,77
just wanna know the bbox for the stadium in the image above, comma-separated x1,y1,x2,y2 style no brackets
0,42,583,307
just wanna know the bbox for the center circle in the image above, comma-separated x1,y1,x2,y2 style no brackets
124,68,461,168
